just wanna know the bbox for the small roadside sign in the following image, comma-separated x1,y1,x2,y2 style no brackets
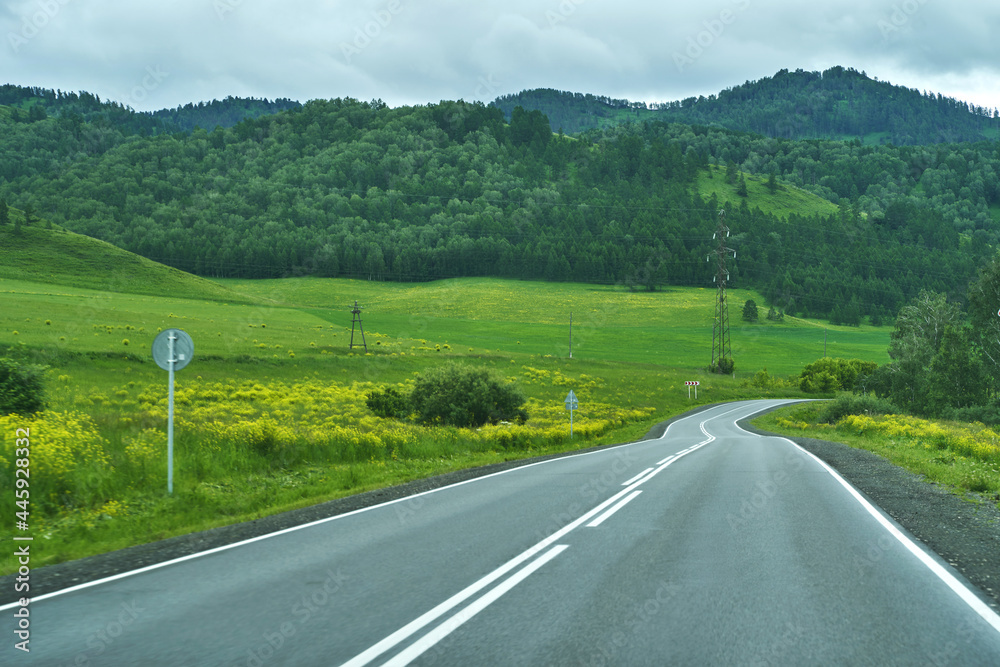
152,328,194,495
565,390,578,438
564,390,578,410
685,381,700,399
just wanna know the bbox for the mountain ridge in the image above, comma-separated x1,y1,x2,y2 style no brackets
491,66,1000,145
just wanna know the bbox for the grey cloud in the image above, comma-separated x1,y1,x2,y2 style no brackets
0,0,996,111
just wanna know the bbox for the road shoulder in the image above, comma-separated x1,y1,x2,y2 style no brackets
741,416,1000,613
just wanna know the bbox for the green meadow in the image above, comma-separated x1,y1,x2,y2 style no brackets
696,165,840,220
0,225,891,573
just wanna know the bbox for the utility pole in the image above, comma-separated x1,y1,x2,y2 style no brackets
709,209,736,374
569,312,573,359
350,300,367,352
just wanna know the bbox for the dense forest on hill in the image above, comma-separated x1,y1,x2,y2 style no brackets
1,75,999,321
630,121,1000,235
0,84,298,135
493,67,1000,145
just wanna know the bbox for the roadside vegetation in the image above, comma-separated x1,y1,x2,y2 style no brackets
755,400,1000,503
4,236,876,573
754,256,1000,508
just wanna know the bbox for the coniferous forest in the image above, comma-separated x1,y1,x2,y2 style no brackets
2,69,1000,324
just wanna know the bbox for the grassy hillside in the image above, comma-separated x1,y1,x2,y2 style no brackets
696,165,840,220
0,221,260,304
222,276,888,375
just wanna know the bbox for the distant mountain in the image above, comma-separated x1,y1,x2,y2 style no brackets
148,97,301,132
492,67,1000,145
0,84,298,135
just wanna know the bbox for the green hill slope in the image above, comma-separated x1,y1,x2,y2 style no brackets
0,221,259,304
696,166,840,220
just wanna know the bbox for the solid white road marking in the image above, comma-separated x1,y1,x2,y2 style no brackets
340,483,647,666
380,545,570,666
588,491,643,527
622,468,654,486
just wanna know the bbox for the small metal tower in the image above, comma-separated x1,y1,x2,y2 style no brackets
350,300,367,352
709,209,736,373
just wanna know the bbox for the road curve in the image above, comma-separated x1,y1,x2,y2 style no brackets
4,399,1000,665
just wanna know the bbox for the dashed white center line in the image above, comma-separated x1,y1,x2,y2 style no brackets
587,491,643,527
622,468,654,486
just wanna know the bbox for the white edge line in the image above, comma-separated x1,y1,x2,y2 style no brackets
785,436,1000,635
622,468,654,486
380,545,570,666
587,491,642,527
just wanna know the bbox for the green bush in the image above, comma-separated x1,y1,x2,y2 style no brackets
0,357,47,415
798,358,878,393
409,363,528,427
711,358,735,375
742,368,787,391
365,386,409,419
817,393,900,424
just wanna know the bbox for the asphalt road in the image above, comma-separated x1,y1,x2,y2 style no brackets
4,399,1000,665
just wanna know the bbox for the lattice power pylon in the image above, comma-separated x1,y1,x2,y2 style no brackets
709,209,736,374
350,300,367,352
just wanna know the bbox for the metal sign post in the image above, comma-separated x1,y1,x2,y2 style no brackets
153,329,194,495
564,390,578,438
685,381,700,399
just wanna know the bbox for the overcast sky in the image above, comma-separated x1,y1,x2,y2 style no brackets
2,0,998,113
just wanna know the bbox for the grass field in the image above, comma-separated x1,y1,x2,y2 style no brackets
0,224,891,574
696,165,840,220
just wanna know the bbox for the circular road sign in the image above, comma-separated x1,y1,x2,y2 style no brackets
152,329,194,371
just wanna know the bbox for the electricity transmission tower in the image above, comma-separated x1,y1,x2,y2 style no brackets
350,300,367,352
709,209,736,374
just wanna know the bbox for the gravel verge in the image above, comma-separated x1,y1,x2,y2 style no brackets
4,402,1000,613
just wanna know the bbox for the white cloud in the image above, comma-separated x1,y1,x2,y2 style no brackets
0,0,995,111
